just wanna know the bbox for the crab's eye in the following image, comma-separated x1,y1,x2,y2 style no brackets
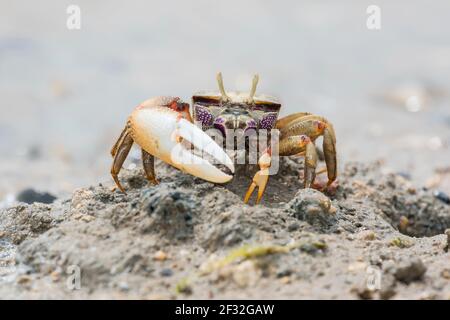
176,103,185,111
169,100,178,110
169,100,188,112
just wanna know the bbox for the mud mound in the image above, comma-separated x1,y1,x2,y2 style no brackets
338,162,450,237
0,159,449,299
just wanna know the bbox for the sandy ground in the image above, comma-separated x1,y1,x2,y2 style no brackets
0,159,449,299
0,1,450,299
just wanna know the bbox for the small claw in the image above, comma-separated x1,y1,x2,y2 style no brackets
130,106,234,184
244,168,269,204
244,149,271,204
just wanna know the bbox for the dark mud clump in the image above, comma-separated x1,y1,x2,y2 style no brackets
0,159,449,299
16,189,57,205
140,186,197,240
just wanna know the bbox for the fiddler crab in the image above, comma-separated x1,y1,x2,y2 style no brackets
110,73,337,204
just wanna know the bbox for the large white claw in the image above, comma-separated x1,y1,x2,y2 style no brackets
130,107,234,184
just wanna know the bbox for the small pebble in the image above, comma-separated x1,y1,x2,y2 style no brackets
389,237,413,248
287,222,300,232
50,271,60,282
399,216,409,233
433,190,450,205
394,258,427,283
289,189,335,226
154,250,168,261
17,275,32,285
329,205,337,215
358,230,376,241
276,269,293,278
280,276,291,284
441,269,450,279
160,268,173,277
80,215,95,223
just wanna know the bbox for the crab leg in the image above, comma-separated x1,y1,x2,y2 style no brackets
142,149,158,185
279,115,337,186
110,123,129,157
243,113,314,204
304,141,318,188
244,132,321,203
323,126,337,185
130,106,234,184
275,112,311,130
279,135,318,188
111,131,133,192
278,115,328,140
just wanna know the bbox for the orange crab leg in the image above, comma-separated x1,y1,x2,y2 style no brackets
142,148,159,185
279,134,318,188
323,126,337,185
111,131,134,192
278,115,337,187
275,112,311,130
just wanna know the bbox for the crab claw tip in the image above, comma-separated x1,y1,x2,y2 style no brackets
171,119,234,183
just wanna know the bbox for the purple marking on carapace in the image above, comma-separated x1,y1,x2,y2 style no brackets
213,117,226,136
259,112,278,130
245,119,257,133
194,104,214,127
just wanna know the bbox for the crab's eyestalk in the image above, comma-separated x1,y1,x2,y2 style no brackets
246,74,259,104
216,72,230,103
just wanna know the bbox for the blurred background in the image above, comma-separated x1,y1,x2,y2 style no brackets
1,0,449,204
